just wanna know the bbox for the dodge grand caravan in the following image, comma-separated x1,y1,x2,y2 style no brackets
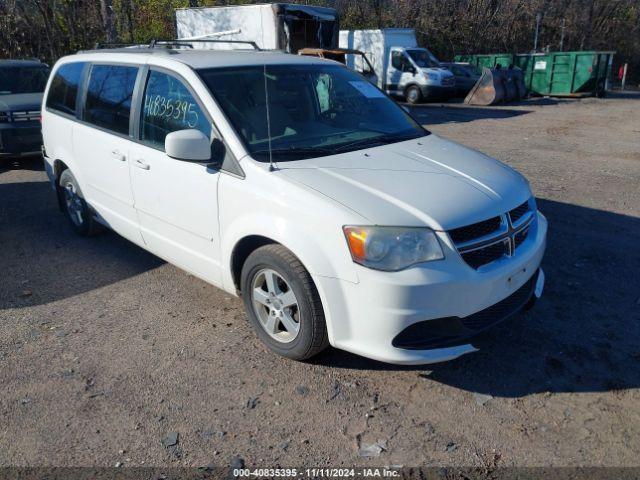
41,46,547,365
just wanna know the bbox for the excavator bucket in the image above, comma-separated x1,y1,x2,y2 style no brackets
464,67,505,106
465,67,528,106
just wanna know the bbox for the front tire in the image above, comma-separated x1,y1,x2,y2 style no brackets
58,169,102,237
241,244,329,361
405,85,423,104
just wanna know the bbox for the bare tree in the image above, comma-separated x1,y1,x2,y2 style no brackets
100,0,117,44
0,0,638,83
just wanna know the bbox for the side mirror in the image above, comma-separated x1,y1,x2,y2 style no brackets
165,129,212,163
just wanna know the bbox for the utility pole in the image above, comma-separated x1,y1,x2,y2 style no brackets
533,13,542,52
621,63,628,91
559,18,566,51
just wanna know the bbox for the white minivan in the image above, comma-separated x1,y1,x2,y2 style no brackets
42,45,547,365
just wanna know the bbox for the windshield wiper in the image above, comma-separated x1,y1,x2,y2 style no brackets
251,146,336,159
332,134,416,153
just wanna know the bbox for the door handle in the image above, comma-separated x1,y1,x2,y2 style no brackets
134,159,150,170
111,150,126,162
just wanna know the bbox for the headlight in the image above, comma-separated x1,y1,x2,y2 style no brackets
343,226,444,271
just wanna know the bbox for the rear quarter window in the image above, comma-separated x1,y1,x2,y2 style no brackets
46,62,86,116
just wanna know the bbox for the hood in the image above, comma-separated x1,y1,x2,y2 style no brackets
421,67,454,77
278,135,531,231
0,93,43,112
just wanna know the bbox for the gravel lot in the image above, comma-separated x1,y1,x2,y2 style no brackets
1,93,639,469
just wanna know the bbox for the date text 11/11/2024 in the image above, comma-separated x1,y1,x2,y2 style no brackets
232,468,401,478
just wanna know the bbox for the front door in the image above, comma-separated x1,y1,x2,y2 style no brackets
73,63,142,243
129,68,222,286
387,49,415,95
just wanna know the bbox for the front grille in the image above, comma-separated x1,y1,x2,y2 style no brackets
9,110,41,122
514,225,530,249
442,76,455,86
449,199,535,270
461,271,537,331
449,216,501,244
509,201,529,224
392,269,539,349
461,240,509,269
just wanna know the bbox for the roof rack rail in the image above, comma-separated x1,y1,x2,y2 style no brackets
91,38,261,52
161,38,262,50
93,42,144,49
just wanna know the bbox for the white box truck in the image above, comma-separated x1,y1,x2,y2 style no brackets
339,28,455,103
176,3,339,53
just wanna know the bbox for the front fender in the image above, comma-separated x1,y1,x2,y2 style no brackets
220,211,359,294
220,210,360,347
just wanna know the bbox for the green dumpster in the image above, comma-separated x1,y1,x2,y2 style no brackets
456,53,516,73
456,51,615,97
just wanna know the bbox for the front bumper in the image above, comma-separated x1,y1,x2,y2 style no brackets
0,121,42,158
420,84,456,99
318,212,547,365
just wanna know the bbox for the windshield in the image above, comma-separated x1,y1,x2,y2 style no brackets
406,49,440,69
198,64,428,162
0,66,50,95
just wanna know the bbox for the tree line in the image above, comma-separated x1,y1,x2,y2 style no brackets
1,0,638,82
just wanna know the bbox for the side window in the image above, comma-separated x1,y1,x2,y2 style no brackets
391,51,403,70
140,70,211,150
83,64,138,135
46,62,86,115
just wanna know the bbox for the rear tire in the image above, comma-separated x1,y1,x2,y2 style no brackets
241,244,329,361
58,169,102,237
405,85,423,105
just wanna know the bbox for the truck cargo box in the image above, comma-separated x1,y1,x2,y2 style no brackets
176,3,339,53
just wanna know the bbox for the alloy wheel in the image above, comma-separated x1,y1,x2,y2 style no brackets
63,181,84,227
251,268,301,343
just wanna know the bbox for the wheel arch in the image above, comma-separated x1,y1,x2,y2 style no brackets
230,235,277,292
52,159,69,211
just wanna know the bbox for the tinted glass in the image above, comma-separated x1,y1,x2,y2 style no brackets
46,63,85,115
141,70,210,149
199,64,427,162
0,66,50,95
84,65,138,135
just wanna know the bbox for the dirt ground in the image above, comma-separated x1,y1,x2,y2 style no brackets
1,93,639,470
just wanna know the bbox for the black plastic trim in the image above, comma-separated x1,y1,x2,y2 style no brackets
392,269,539,350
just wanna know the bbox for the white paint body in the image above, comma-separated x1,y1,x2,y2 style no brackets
42,50,546,365
339,28,455,98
